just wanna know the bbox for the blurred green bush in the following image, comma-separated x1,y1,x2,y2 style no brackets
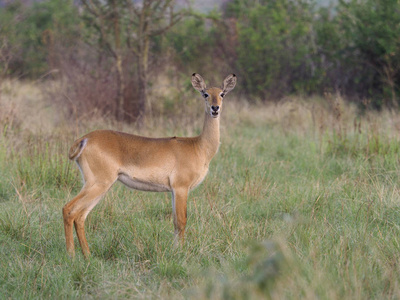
1,0,400,109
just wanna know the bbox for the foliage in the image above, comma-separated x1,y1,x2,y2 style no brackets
0,0,80,78
336,0,400,107
220,0,400,105
225,0,316,99
79,0,186,121
164,9,235,83
3,0,400,109
165,17,213,74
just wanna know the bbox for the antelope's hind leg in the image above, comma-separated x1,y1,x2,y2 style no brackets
63,182,112,257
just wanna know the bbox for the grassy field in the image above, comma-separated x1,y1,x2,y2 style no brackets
1,80,400,299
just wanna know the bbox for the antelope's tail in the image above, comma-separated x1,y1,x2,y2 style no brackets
68,137,87,161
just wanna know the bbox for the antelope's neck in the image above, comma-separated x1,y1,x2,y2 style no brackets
199,112,221,161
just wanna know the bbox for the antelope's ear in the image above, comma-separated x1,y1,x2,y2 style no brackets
222,74,237,94
192,73,207,92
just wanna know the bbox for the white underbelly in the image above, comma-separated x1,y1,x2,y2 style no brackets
118,173,170,192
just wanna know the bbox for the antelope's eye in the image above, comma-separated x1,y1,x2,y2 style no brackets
203,93,209,98
220,93,225,98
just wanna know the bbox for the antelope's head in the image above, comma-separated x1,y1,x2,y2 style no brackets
191,73,237,118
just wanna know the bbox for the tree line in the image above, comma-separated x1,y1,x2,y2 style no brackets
1,0,399,121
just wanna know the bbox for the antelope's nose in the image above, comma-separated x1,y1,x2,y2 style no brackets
211,105,220,112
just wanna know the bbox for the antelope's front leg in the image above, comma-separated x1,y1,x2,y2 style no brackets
171,188,188,246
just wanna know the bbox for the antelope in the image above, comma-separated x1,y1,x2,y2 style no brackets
63,73,237,257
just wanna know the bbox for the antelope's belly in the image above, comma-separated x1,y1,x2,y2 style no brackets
118,173,171,192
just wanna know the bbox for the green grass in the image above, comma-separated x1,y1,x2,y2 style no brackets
1,85,400,298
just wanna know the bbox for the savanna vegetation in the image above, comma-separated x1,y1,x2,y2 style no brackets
1,0,400,299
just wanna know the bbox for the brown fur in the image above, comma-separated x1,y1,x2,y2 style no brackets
63,74,236,257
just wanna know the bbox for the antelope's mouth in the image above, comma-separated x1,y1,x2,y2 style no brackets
211,111,219,117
